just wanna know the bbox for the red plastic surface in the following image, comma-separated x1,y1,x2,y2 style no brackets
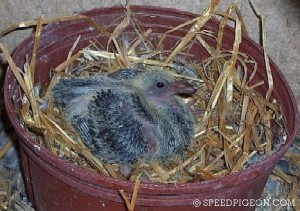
4,5,299,211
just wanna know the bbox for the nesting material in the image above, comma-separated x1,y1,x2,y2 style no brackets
0,0,287,183
1,0,297,210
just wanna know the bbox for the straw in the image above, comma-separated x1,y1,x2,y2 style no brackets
0,0,288,188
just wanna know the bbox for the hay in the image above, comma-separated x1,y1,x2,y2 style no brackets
1,0,297,210
0,0,287,184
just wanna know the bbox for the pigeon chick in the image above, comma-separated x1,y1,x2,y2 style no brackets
52,68,196,163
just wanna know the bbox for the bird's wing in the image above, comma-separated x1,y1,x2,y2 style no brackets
52,76,124,109
73,89,154,163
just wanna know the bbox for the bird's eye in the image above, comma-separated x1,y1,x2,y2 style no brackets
156,82,165,89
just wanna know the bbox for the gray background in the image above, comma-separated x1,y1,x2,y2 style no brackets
1,0,299,111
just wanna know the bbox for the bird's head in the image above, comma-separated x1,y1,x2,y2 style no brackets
131,69,196,105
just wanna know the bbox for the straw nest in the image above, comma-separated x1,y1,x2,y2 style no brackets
1,1,298,210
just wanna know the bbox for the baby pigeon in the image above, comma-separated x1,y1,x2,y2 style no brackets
52,68,196,163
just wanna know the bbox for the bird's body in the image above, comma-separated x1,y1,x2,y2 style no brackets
52,68,195,163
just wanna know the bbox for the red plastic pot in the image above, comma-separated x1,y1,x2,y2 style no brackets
4,5,299,211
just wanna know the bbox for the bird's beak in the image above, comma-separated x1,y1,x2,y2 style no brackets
172,81,196,95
